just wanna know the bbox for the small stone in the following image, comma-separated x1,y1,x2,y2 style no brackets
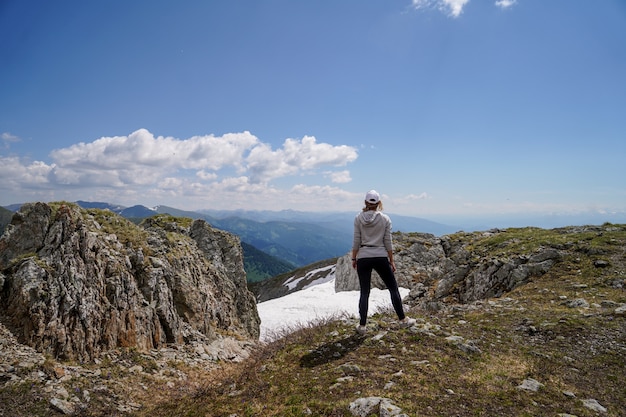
517,378,544,392
338,363,361,374
56,386,70,400
53,366,66,379
372,331,388,341
349,397,384,417
614,304,626,316
128,365,143,373
582,398,607,413
565,299,589,309
445,335,464,344
593,260,609,268
50,398,76,415
379,398,403,417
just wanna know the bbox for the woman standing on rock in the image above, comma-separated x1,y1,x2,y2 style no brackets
351,190,415,335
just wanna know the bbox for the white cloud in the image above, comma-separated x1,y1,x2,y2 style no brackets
196,170,218,181
1,132,21,150
406,192,430,200
411,0,471,18
288,184,359,208
0,129,360,211
41,129,358,188
0,156,53,188
50,128,259,171
1,132,20,143
411,0,516,17
246,135,358,184
326,170,352,184
495,0,516,9
158,177,185,190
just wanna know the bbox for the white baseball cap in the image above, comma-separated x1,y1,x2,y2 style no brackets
365,190,380,204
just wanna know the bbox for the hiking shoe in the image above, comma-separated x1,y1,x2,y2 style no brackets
398,317,416,328
356,324,367,335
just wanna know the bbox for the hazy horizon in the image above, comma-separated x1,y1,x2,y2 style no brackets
4,199,624,233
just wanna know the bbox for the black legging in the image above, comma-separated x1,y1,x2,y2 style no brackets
356,257,406,326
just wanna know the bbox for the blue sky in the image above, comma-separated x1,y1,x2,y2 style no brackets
1,0,625,225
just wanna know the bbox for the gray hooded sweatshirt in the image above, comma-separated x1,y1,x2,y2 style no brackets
352,210,393,259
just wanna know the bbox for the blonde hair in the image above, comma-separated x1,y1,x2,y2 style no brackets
363,200,383,211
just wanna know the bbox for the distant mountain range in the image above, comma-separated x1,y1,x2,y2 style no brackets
1,201,458,283
72,202,459,265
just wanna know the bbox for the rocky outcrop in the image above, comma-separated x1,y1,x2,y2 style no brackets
336,230,562,305
335,232,450,293
0,202,260,361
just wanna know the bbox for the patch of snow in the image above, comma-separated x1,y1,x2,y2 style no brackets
257,278,410,342
302,270,335,290
282,275,299,290
283,264,336,290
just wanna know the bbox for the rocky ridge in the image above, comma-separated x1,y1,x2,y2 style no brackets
0,202,260,415
335,230,563,304
253,228,566,305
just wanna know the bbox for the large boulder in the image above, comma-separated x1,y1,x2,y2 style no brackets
0,202,260,361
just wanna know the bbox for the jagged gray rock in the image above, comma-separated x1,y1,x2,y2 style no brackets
0,202,260,361
50,397,76,415
349,396,407,417
517,378,544,392
582,398,607,413
335,255,385,292
335,230,562,305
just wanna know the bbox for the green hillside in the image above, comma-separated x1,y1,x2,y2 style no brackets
212,217,351,267
241,241,295,283
0,206,13,236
